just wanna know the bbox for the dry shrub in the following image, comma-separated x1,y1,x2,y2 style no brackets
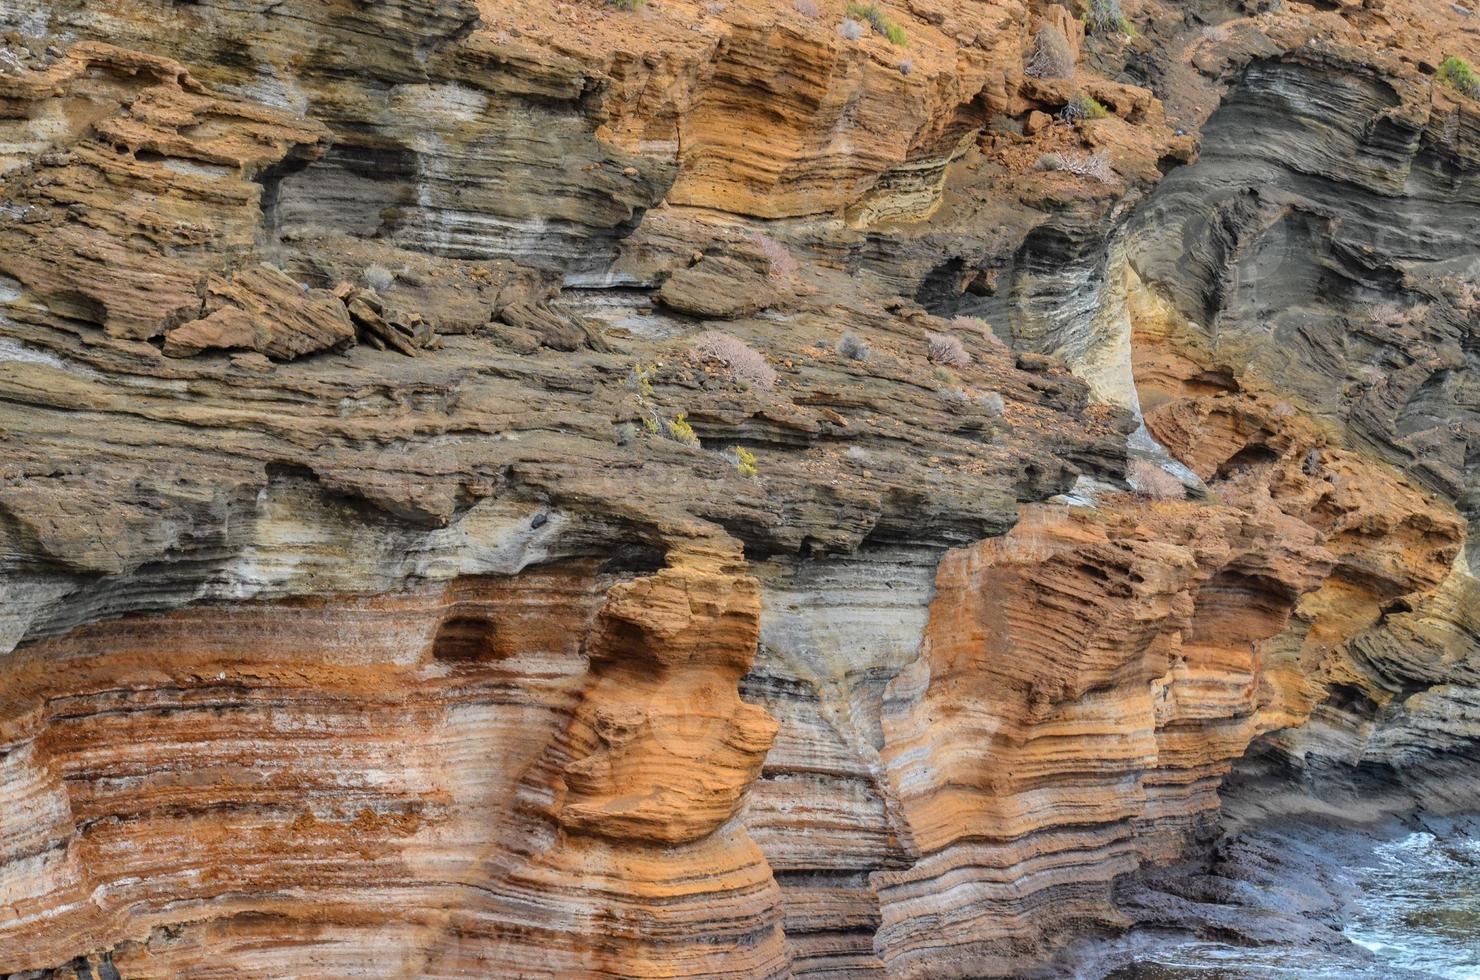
691,331,778,390
1035,150,1114,184
1025,25,1074,79
1127,459,1185,500
926,331,971,368
751,232,800,279
1368,302,1430,327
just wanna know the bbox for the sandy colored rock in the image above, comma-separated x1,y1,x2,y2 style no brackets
164,265,356,360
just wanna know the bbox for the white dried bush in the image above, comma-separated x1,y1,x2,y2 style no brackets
1127,459,1186,500
1025,25,1074,79
898,59,913,75
926,331,971,368
839,17,864,40
1035,150,1114,184
364,264,394,293
838,332,871,361
691,331,778,390
793,0,819,15
1455,277,1480,316
977,390,1005,415
751,232,800,279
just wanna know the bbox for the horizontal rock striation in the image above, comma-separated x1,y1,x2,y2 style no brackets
2,0,1480,976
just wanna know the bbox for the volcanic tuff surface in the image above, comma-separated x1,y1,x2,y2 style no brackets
1,0,1479,976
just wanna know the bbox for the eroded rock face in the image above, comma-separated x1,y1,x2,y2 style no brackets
2,0,1479,975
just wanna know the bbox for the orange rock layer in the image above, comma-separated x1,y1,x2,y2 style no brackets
2,421,1463,977
1,548,794,977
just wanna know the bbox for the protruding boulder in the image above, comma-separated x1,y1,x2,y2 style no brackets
164,265,354,360
658,256,777,319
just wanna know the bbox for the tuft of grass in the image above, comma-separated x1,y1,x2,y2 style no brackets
364,264,394,293
609,0,646,9
642,415,660,434
845,2,907,45
838,332,870,361
1085,0,1135,37
1438,56,1480,99
731,445,758,478
626,362,656,401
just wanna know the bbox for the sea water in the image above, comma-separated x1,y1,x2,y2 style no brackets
1343,830,1480,979
1111,826,1480,979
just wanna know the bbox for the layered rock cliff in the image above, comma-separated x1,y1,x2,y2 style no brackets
1,0,1478,976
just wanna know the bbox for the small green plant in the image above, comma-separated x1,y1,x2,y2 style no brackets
664,412,700,448
642,415,660,435
1438,56,1480,99
845,2,907,45
732,446,758,478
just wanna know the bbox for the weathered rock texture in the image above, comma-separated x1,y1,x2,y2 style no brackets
2,0,1479,975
